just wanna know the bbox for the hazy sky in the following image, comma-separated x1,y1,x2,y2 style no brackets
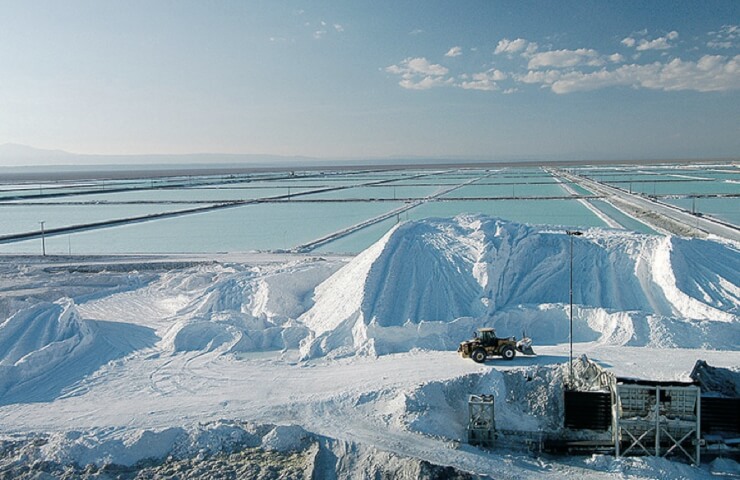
1,1,738,162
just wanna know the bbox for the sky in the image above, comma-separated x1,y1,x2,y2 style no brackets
0,0,738,164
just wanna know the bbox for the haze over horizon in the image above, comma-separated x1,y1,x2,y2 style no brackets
1,1,738,166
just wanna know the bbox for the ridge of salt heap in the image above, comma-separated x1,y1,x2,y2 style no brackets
298,215,739,359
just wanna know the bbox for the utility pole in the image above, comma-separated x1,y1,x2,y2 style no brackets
566,230,583,387
39,221,46,256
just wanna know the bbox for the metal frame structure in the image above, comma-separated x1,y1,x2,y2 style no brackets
468,394,495,448
614,383,701,465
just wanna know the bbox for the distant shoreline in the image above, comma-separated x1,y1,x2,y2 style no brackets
0,156,736,183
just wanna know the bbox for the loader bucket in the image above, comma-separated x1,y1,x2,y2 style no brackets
516,337,536,356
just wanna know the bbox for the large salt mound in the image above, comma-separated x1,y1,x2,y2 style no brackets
299,215,739,359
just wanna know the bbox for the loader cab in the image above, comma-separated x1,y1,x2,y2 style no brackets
476,328,497,346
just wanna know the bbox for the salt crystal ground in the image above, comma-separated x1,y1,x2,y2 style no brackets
0,216,738,478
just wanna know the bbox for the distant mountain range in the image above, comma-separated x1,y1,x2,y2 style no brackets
0,143,543,170
0,143,73,159
0,143,324,168
0,143,354,170
1,143,732,172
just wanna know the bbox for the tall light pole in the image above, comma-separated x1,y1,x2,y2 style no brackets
566,230,582,387
39,221,46,256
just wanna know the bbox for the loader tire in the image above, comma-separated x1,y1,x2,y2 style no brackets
501,345,516,360
471,348,487,364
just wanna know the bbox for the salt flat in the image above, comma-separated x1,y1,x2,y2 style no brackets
0,215,738,478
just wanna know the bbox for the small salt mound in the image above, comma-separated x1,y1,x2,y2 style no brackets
690,360,740,397
186,275,257,316
250,259,344,323
0,298,158,404
299,215,739,359
166,320,239,353
261,425,312,452
41,428,185,468
0,300,89,367
35,421,303,468
0,300,92,399
162,261,327,355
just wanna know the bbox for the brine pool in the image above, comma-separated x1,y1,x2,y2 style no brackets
0,164,736,255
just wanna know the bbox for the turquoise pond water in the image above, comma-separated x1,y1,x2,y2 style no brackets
22,186,318,203
0,203,203,237
1,201,405,254
665,197,740,226
1,165,736,254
